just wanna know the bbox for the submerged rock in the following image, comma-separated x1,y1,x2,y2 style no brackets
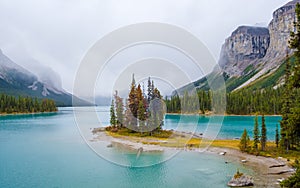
227,175,253,187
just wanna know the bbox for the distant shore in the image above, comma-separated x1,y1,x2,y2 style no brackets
0,111,58,117
91,128,294,187
166,112,282,117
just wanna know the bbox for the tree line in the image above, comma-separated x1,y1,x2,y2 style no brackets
165,87,291,115
0,94,57,114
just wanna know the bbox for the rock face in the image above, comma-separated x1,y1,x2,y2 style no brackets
219,26,270,76
227,175,254,187
219,0,300,77
263,0,300,68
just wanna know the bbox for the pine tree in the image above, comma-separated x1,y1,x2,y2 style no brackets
284,2,300,149
110,100,116,127
137,99,146,131
128,74,138,127
147,77,152,103
275,124,279,148
114,91,124,127
239,129,250,152
280,52,292,152
289,3,300,88
253,114,260,151
261,115,267,151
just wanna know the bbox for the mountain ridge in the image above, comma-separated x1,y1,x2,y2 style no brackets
0,49,90,106
177,0,299,94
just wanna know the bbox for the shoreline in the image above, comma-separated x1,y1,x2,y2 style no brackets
206,147,294,187
91,129,294,187
166,112,282,117
0,111,58,117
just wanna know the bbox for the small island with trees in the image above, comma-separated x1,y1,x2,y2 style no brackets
105,75,172,138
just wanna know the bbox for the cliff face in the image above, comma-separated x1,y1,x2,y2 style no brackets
219,26,270,76
263,0,299,67
219,0,300,78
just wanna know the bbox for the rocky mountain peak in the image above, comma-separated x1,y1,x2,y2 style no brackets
218,26,270,76
219,0,300,78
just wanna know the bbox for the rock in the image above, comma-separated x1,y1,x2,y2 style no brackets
219,152,226,156
92,127,106,134
227,175,254,187
107,144,113,148
219,26,270,77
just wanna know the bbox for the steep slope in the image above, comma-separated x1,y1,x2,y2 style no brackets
177,0,299,93
0,49,89,106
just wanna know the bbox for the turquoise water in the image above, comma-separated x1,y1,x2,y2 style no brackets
0,107,280,188
165,114,282,140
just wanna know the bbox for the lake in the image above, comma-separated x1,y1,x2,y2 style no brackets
0,107,281,188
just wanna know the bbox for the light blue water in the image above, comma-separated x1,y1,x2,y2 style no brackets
0,107,280,188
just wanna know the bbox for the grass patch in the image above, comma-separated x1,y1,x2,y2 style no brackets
105,126,173,138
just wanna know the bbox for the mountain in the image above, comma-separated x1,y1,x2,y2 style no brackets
177,0,299,94
0,49,90,106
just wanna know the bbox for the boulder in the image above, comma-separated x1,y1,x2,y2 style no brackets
227,175,254,187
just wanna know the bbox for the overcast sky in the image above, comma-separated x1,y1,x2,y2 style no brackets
0,0,289,96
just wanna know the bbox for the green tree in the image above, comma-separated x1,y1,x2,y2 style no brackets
280,53,292,152
239,129,250,152
284,2,300,150
128,74,138,128
147,77,152,103
110,100,116,127
114,91,124,127
275,124,280,148
261,115,267,151
137,99,146,131
280,163,300,187
289,3,300,88
253,114,260,151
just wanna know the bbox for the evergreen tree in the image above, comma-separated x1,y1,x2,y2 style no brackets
289,3,300,88
253,114,260,151
239,129,250,152
147,77,152,103
261,115,267,151
275,124,279,148
128,74,138,127
280,163,300,187
114,91,124,127
137,100,146,131
280,52,292,152
281,2,300,150
110,100,116,127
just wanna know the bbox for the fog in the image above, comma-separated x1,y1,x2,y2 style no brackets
0,0,289,96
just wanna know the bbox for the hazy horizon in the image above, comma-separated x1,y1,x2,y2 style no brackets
0,0,289,97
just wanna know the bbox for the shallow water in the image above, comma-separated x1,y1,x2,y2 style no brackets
0,107,280,188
